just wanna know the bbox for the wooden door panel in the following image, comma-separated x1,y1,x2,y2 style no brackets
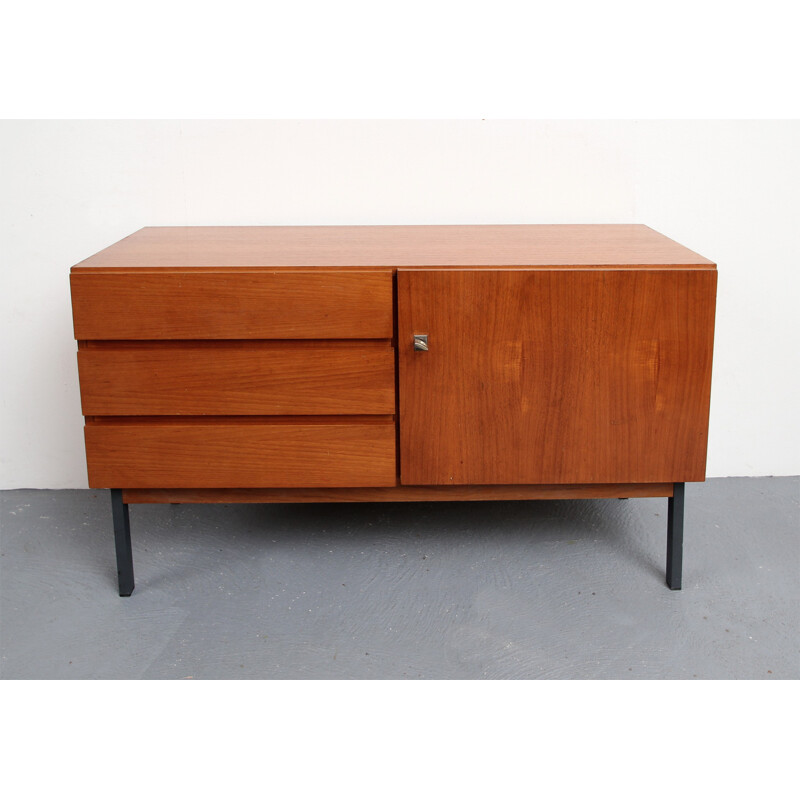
398,269,716,485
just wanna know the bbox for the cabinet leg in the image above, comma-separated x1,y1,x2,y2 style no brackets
111,489,135,597
666,482,685,590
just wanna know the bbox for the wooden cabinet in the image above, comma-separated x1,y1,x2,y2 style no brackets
70,225,717,595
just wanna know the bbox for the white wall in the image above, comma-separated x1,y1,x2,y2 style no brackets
1,120,798,488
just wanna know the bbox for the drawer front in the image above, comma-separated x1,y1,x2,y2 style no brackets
70,270,393,339
78,342,395,415
84,420,397,488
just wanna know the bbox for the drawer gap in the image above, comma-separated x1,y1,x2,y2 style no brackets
85,415,395,426
78,339,394,350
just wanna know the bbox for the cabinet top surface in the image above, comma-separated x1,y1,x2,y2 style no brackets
71,224,715,271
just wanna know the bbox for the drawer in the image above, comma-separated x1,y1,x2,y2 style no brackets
70,269,393,339
84,418,397,488
77,341,395,415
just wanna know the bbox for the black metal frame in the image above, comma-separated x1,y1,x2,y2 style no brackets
108,482,688,596
111,489,134,596
666,482,685,590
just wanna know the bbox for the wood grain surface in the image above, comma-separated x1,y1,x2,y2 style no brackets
123,483,674,504
70,269,393,339
84,419,396,488
71,225,714,270
77,341,395,415
398,268,716,485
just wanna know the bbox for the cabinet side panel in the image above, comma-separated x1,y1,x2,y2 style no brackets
398,268,716,485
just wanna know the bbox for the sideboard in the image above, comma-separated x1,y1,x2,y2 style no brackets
69,225,717,595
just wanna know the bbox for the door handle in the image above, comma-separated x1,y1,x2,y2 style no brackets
413,335,429,352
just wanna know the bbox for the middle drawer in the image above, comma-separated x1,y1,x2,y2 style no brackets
77,341,395,416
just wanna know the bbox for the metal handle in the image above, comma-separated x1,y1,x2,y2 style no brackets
413,335,429,352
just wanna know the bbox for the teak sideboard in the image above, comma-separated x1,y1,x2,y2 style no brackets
69,225,717,596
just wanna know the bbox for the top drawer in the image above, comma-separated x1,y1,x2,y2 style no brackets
70,269,394,340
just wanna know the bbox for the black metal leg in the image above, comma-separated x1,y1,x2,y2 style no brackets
666,482,685,590
111,489,135,597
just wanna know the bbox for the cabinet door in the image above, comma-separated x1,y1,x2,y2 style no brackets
397,268,716,485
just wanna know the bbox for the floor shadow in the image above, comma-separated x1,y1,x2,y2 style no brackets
130,496,667,582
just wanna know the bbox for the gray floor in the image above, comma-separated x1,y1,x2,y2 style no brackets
1,477,797,679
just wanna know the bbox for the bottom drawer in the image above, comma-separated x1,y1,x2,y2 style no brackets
84,418,396,488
